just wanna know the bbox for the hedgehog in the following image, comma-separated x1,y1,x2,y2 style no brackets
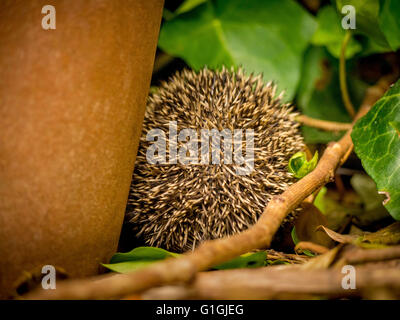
126,67,305,252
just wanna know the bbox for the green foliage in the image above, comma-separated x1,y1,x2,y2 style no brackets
352,80,400,220
336,0,400,50
102,247,179,273
335,0,389,48
288,151,318,179
350,173,390,225
314,186,328,213
379,0,400,51
175,0,207,15
102,260,158,273
102,246,266,273
296,46,367,143
159,0,317,100
164,0,207,20
110,247,179,264
159,1,400,144
212,251,266,270
312,6,361,58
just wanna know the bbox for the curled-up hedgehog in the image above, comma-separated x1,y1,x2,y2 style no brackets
126,67,305,252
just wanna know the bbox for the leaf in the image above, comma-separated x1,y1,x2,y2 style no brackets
311,5,362,59
102,247,179,273
158,0,317,100
164,0,207,21
296,46,327,111
314,187,328,213
162,9,175,21
110,246,179,264
363,222,400,245
351,174,386,212
295,46,367,143
175,0,207,15
335,0,390,48
350,173,390,226
379,0,400,51
213,251,266,270
288,151,318,179
360,36,392,57
318,225,359,244
390,121,400,135
351,79,400,220
319,222,400,247
316,190,361,232
103,246,267,273
295,202,335,248
102,261,158,274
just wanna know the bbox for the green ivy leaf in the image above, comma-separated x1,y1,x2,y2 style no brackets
288,151,319,179
102,261,159,273
335,0,390,49
109,246,179,264
379,0,400,51
352,79,400,220
164,0,207,21
102,246,267,273
175,0,207,15
102,247,179,273
158,0,317,100
314,186,328,214
311,5,362,59
213,251,266,270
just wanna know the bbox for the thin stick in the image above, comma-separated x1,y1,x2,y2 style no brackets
340,31,356,118
296,115,352,131
25,77,393,300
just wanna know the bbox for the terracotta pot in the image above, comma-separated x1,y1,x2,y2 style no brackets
0,0,163,298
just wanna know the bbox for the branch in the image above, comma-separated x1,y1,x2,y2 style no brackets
25,77,393,300
141,265,400,300
340,245,400,265
296,115,352,131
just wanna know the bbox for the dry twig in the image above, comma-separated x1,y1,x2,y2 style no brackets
142,265,400,300
339,245,400,265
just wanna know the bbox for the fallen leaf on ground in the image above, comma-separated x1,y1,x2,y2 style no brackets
318,222,400,247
